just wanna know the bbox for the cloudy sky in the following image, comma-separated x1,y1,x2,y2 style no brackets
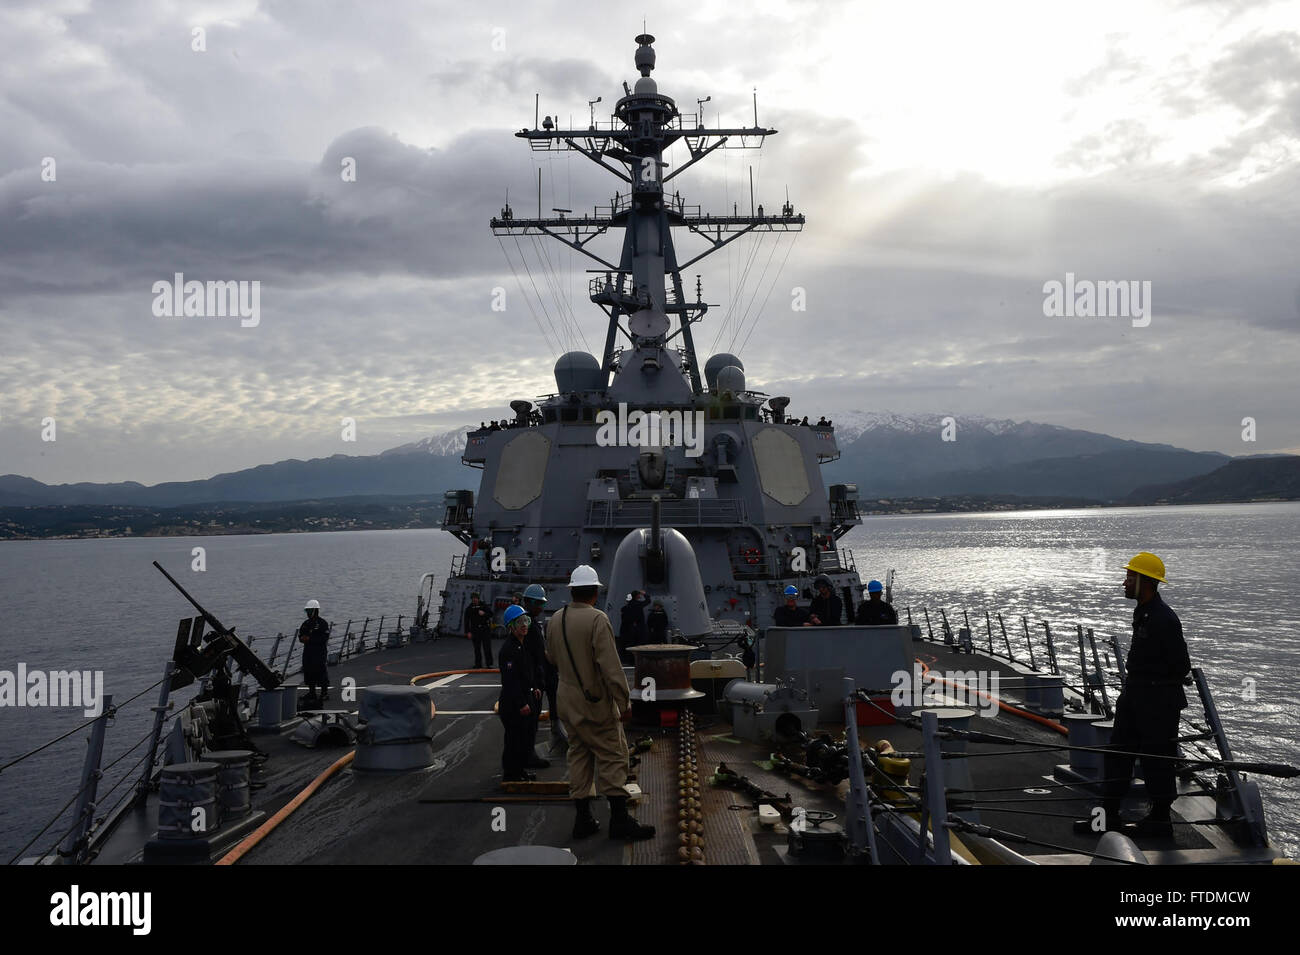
2,0,1298,485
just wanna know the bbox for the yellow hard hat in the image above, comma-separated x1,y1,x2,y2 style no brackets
1125,552,1167,583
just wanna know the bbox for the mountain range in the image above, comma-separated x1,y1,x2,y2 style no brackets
0,412,1291,508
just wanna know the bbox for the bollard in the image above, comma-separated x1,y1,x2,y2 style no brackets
1064,713,1108,781
1022,672,1042,710
257,687,288,728
205,750,253,822
917,707,979,824
157,762,219,839
1036,674,1065,717
280,684,301,721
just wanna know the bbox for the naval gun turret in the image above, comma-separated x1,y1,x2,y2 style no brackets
436,33,863,644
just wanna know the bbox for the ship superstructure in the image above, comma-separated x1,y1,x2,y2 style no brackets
437,34,863,637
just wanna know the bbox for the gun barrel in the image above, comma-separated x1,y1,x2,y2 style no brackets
154,560,281,689
153,560,230,634
650,494,661,553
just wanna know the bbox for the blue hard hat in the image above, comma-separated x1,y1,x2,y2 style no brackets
523,583,547,603
783,585,799,596
867,580,883,593
503,605,527,626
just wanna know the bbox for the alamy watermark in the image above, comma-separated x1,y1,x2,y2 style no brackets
1042,272,1151,328
0,664,105,717
152,273,260,327
595,403,705,457
50,885,151,935
889,665,1000,717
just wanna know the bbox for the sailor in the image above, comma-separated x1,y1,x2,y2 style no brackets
1077,552,1190,838
618,590,648,663
773,585,811,627
809,575,842,626
498,605,542,782
464,592,494,668
545,565,654,841
855,580,898,626
298,599,331,705
646,600,670,642
521,583,561,761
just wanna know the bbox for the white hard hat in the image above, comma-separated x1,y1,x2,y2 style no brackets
568,565,602,588
304,599,320,610
626,593,633,601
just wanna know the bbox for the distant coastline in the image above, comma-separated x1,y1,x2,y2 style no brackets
3,493,1296,541
0,497,443,541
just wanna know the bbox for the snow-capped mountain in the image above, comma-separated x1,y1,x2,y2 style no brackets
824,410,1055,445
380,427,476,457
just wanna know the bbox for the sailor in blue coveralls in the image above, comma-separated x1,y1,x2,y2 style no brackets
498,605,541,782
521,584,560,760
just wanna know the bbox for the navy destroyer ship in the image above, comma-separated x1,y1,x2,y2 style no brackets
434,31,858,642
9,33,1295,869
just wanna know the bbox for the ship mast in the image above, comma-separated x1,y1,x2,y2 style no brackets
490,33,804,396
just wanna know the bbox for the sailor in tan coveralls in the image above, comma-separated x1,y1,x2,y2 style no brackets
545,565,655,841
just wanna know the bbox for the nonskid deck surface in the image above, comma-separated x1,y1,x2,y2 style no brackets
93,632,1244,864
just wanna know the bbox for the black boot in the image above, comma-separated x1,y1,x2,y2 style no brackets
607,795,655,841
572,798,600,839
1131,803,1174,839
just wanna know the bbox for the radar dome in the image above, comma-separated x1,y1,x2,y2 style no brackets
704,353,744,392
716,365,746,396
554,351,602,393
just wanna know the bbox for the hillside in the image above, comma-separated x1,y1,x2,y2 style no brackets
1125,455,1300,504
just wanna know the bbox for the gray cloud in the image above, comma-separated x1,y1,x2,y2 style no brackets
1204,31,1300,114
2,0,1299,485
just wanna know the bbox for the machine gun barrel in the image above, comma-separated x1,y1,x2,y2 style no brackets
153,560,282,690
154,560,233,636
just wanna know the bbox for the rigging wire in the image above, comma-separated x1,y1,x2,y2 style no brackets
7,712,171,864
720,234,768,353
567,151,577,350
527,233,568,349
736,232,800,356
539,155,590,353
496,236,561,357
512,235,570,354
709,228,765,354
540,155,578,348
729,229,786,353
8,768,101,864
35,741,164,866
532,232,590,354
723,145,767,353
85,738,170,845
0,676,165,776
